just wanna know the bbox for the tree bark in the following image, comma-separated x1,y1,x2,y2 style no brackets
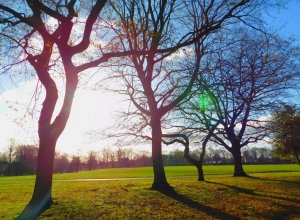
17,139,57,220
17,73,78,220
197,135,209,181
196,163,204,181
231,147,248,177
150,117,172,191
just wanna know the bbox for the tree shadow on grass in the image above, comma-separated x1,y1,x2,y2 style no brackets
265,203,300,219
158,188,240,220
205,180,300,218
206,180,300,204
247,175,300,186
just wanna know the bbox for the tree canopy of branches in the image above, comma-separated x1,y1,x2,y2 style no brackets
102,0,263,191
175,29,300,178
269,104,300,164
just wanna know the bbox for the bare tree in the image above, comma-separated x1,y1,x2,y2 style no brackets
178,29,300,177
70,154,81,172
100,147,114,168
87,151,98,170
0,1,137,218
14,144,39,175
5,138,17,175
162,110,220,181
115,147,132,167
102,0,262,191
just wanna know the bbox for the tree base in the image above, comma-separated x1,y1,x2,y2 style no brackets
151,181,174,193
17,196,52,220
198,176,205,181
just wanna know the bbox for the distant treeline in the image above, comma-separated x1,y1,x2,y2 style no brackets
0,144,296,176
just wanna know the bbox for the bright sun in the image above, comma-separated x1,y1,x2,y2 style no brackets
0,78,126,155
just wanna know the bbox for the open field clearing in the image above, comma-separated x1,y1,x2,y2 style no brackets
1,164,299,181
1,164,299,219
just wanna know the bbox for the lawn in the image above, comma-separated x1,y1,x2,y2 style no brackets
1,164,299,219
1,164,299,181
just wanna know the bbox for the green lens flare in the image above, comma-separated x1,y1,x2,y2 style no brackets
199,94,209,111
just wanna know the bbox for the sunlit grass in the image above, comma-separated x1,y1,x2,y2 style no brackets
1,164,299,181
1,165,299,219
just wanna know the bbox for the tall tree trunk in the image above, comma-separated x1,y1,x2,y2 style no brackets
231,146,247,177
19,138,57,219
151,117,171,191
196,163,204,181
196,146,207,181
17,74,78,220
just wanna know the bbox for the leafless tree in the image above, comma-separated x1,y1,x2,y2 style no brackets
0,0,141,218
70,154,81,172
102,0,263,191
87,151,98,170
176,29,300,177
100,147,114,168
7,139,16,171
162,120,220,181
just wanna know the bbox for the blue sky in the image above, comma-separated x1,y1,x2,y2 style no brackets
0,2,300,154
265,0,300,40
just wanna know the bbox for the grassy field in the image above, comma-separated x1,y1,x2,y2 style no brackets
1,164,299,181
1,164,300,219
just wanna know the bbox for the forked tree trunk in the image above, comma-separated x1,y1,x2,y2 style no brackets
151,117,172,191
231,147,247,177
17,74,78,220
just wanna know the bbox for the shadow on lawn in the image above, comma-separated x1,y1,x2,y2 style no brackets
206,180,300,218
206,180,300,204
247,175,300,186
265,203,300,219
159,188,240,220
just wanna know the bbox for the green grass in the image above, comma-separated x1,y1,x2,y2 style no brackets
1,164,299,181
1,164,300,219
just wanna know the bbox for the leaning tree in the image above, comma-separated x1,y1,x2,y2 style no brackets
101,0,265,191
